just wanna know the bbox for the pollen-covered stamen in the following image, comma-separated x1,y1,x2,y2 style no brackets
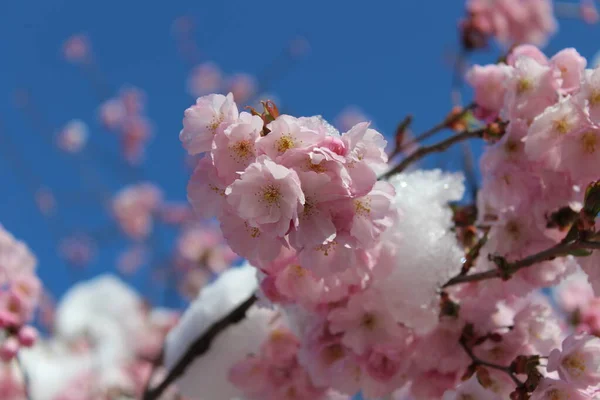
244,221,261,238
209,184,225,197
315,240,336,256
581,131,598,154
206,114,224,134
562,353,586,377
301,197,316,219
517,78,533,95
553,118,570,135
276,134,297,153
290,264,307,277
259,184,282,206
229,140,254,162
354,198,371,216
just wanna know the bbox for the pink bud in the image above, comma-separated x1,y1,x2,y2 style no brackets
17,326,37,347
0,337,20,362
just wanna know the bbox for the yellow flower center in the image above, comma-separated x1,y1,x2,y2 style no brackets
276,134,296,153
354,199,371,216
261,184,281,205
315,241,336,256
517,78,532,94
562,353,586,377
553,118,569,135
230,140,254,161
206,114,224,134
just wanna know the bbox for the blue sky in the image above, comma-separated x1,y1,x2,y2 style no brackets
0,0,597,307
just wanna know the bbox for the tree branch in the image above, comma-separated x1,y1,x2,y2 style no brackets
143,294,258,400
16,354,32,400
443,240,598,288
459,337,523,387
399,103,475,152
380,128,484,179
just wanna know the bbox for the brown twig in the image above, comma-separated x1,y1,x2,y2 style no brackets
143,294,258,400
459,337,523,387
443,240,598,288
380,127,484,179
398,103,475,152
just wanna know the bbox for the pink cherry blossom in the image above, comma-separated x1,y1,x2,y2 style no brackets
555,125,600,184
348,181,397,248
530,378,592,400
180,92,239,155
548,334,600,388
256,115,323,162
226,156,305,237
551,48,587,94
212,112,263,184
525,96,586,165
466,64,511,116
56,120,89,153
112,183,163,240
507,44,550,67
287,171,343,249
226,73,257,104
328,288,403,354
187,156,228,219
187,62,223,97
62,34,90,63
503,55,561,121
219,212,284,267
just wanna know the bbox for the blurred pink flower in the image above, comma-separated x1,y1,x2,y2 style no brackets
56,120,88,154
187,62,223,97
62,34,90,63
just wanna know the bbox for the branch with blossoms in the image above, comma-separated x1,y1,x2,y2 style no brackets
142,294,258,400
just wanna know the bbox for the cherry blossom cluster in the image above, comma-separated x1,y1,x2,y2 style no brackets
0,225,40,363
467,44,598,295
164,265,349,400
460,0,556,49
99,87,153,165
182,93,397,280
7,275,181,400
169,78,600,399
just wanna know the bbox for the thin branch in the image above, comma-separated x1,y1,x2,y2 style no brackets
459,338,523,387
443,240,598,288
380,127,484,179
143,293,258,400
16,355,32,400
398,103,475,152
